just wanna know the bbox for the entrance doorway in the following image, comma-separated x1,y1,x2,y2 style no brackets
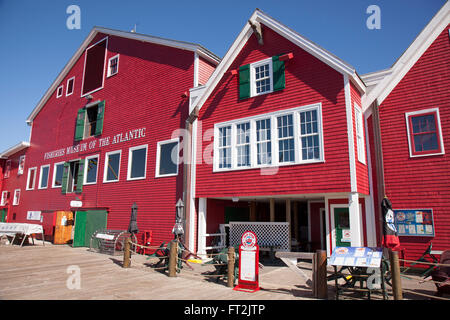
73,210,108,247
334,207,351,247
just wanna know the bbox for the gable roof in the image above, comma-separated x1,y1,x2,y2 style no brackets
192,9,366,112
26,27,221,124
365,1,450,111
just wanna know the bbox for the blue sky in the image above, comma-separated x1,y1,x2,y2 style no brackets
0,0,446,152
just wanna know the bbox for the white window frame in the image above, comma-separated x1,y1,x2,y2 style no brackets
38,164,50,189
355,104,366,164
213,103,324,172
56,85,64,98
13,189,20,206
52,161,65,188
84,154,100,185
250,58,273,97
1,191,8,206
127,144,148,181
155,138,180,178
103,150,121,183
18,155,25,175
107,54,120,77
66,76,75,97
26,167,37,190
81,37,108,98
405,107,445,158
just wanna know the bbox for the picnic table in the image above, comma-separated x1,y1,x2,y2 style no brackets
0,222,44,247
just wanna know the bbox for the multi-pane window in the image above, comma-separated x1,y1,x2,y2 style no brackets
406,108,444,157
277,115,294,163
214,104,323,171
254,63,271,94
300,109,320,160
104,150,121,182
108,55,119,77
355,106,366,164
218,126,232,169
256,119,272,165
236,122,250,167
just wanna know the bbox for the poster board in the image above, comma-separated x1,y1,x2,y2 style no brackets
234,231,260,293
328,247,383,268
393,209,435,237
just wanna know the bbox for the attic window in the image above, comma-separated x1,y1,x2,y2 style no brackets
56,85,64,98
81,37,108,96
66,77,75,96
107,55,119,77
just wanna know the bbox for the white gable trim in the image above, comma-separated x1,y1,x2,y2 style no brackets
193,9,365,113
365,2,450,111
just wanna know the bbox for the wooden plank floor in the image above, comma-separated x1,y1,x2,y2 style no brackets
0,241,315,300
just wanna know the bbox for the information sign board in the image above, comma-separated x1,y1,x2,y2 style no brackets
394,209,435,237
234,231,260,292
328,247,383,268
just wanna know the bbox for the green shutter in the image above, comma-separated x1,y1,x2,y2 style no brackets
76,159,85,194
239,64,251,100
74,108,86,141
61,162,69,194
95,101,105,136
272,55,286,92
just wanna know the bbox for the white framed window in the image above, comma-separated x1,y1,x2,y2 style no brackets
3,160,11,178
84,154,99,185
107,54,119,77
156,139,179,178
405,108,445,158
1,191,8,206
214,103,324,172
56,85,64,98
103,150,121,183
250,58,273,97
13,189,20,206
38,165,50,189
26,167,37,190
354,104,366,164
18,155,25,175
127,145,148,181
52,161,65,188
66,76,75,96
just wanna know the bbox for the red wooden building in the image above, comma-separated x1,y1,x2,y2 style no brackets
0,27,219,247
364,2,450,260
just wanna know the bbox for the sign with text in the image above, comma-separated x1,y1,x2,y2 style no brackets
234,231,260,293
394,209,435,237
329,247,383,268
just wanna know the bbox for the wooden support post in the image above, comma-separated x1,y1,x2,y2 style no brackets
250,201,257,221
389,249,403,300
227,246,235,287
168,240,178,277
293,201,299,242
286,199,291,248
316,250,328,299
270,199,275,222
123,237,131,268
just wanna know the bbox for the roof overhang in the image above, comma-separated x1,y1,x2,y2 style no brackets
364,2,450,112
26,27,221,124
193,9,366,112
0,141,30,158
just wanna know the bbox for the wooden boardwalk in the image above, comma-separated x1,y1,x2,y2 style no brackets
0,241,315,300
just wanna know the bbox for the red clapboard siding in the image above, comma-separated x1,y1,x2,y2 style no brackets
198,57,216,86
196,26,351,199
378,24,450,260
350,81,370,195
9,33,196,246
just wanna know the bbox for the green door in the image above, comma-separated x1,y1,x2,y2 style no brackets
73,210,108,247
225,207,249,224
334,207,351,247
0,209,7,222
